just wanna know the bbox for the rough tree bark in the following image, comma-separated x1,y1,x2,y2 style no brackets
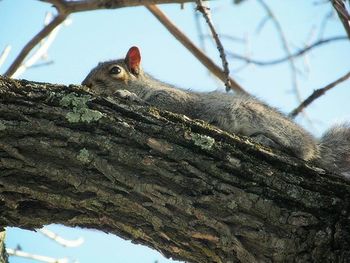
0,231,8,263
0,76,349,263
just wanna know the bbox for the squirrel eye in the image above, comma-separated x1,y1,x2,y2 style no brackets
109,66,121,75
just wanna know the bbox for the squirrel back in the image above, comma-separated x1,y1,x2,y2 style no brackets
82,46,350,178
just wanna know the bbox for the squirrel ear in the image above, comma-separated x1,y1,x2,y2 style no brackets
125,46,141,75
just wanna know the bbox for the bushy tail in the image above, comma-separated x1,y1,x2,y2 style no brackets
317,123,350,178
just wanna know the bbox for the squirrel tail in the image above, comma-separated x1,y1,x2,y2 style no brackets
317,123,350,178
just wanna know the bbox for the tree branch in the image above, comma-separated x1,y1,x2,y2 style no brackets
42,0,198,13
196,1,231,91
0,232,8,263
331,0,350,39
227,36,347,66
289,70,350,117
5,0,197,77
0,46,11,70
0,76,350,262
6,248,67,263
257,0,302,103
146,4,247,94
4,14,67,77
11,13,65,79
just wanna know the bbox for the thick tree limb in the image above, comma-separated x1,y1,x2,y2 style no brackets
0,76,350,262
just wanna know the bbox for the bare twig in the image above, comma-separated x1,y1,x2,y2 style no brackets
41,0,196,13
28,60,54,68
256,0,318,127
12,12,64,78
5,0,195,77
227,36,347,66
193,4,206,51
289,70,350,117
255,15,270,34
257,0,302,102
5,13,67,77
299,26,317,75
6,248,68,263
331,0,350,39
318,10,334,39
39,228,84,247
0,45,11,69
210,34,245,43
196,0,231,91
146,4,247,94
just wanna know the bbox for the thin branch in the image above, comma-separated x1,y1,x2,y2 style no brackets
227,36,347,66
0,45,11,69
256,0,319,127
193,4,206,51
146,4,247,94
4,13,67,77
28,60,54,68
12,12,64,78
6,248,68,263
255,15,270,34
41,0,196,13
257,0,302,102
300,26,317,75
318,10,334,39
289,70,350,117
5,0,195,77
196,0,231,91
332,0,350,39
212,34,246,43
39,228,84,247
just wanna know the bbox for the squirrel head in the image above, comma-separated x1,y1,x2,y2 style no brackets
82,46,143,96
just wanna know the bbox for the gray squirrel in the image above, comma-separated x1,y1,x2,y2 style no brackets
82,46,350,177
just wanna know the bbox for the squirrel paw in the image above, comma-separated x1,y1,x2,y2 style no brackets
114,89,142,103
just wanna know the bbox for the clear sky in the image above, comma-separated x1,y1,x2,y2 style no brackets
1,0,349,262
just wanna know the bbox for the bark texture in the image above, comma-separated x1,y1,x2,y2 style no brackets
0,76,349,262
0,232,8,263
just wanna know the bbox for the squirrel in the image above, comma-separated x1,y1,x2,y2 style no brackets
82,46,350,177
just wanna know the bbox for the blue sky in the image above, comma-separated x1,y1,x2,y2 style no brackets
1,0,349,262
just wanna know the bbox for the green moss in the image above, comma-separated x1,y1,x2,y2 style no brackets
77,148,91,164
59,93,104,123
191,133,215,150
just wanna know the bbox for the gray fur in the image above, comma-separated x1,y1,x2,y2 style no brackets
317,123,350,177
82,55,350,177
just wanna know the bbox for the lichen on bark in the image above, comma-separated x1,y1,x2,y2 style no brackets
59,92,104,123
